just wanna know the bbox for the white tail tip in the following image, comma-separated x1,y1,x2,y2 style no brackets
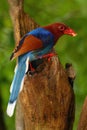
6,101,16,117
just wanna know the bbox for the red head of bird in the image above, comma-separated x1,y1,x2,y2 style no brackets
44,23,77,43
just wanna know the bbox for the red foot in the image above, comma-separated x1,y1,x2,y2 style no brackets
29,62,35,72
38,52,57,61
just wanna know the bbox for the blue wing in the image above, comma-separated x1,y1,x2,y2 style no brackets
10,28,54,60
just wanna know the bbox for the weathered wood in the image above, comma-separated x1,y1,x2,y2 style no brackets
19,58,75,130
8,0,75,130
77,97,87,130
8,0,39,43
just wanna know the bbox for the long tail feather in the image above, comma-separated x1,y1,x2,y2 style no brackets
10,65,18,93
6,101,16,117
7,56,30,117
20,57,30,92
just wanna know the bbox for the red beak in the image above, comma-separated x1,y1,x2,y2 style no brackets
64,27,77,37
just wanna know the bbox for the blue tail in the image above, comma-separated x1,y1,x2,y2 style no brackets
7,54,29,117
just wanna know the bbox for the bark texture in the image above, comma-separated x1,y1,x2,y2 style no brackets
19,58,75,130
77,97,87,130
8,0,75,130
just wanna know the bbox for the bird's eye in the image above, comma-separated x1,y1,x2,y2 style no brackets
58,25,65,31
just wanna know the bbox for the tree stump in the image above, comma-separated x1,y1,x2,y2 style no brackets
77,97,87,130
18,57,75,130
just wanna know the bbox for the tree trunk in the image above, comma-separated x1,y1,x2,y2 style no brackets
8,0,75,130
77,97,87,130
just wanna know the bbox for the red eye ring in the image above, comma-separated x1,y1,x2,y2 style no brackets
58,25,65,31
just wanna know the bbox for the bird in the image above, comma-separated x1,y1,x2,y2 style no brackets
7,22,77,117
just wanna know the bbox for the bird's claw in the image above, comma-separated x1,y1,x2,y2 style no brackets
37,52,57,61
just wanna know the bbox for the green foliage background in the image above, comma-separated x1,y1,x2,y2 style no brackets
0,0,87,129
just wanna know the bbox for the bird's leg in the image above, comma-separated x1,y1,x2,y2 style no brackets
26,61,36,75
29,62,35,71
26,52,57,75
29,62,36,75
38,52,57,61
